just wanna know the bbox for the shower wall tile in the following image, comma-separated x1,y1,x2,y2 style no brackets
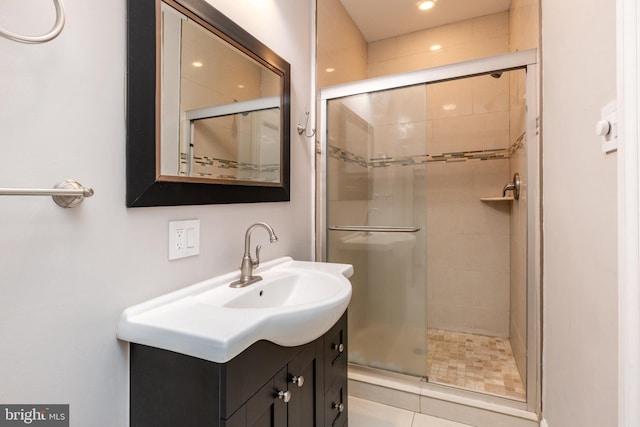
471,234,511,272
426,79,473,120
464,201,511,235
367,56,420,80
396,87,428,124
471,159,510,193
397,20,473,58
371,90,400,126
368,38,398,64
509,0,540,53
472,271,511,309
372,121,428,158
472,76,510,115
471,308,510,337
472,12,510,39
426,161,474,191
430,111,510,154
367,12,509,78
317,0,368,87
427,233,474,271
427,303,463,331
425,152,511,337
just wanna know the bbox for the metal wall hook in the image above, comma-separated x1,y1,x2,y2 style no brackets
296,111,316,138
0,0,66,44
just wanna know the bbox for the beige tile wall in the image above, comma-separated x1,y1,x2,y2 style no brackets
317,0,368,88
425,75,512,337
368,12,509,78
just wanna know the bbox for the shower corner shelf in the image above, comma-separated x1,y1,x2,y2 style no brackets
480,196,514,202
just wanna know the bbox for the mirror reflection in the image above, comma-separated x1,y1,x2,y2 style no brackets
160,1,283,185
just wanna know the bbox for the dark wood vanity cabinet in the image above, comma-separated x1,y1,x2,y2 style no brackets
130,312,348,427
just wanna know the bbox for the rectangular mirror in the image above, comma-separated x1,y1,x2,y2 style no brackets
127,0,291,207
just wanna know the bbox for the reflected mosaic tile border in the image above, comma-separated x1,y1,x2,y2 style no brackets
178,153,279,181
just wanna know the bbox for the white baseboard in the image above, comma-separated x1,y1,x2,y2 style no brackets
540,419,549,427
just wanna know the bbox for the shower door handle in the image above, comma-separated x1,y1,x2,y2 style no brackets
329,225,420,233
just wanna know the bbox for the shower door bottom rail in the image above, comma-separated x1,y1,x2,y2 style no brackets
328,225,420,233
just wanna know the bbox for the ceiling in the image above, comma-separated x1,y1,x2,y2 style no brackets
339,0,512,42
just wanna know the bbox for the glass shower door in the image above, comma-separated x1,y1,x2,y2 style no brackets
325,85,428,378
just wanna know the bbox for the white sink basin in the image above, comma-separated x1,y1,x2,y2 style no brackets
117,257,352,363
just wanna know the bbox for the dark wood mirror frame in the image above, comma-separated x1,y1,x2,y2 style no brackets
126,0,291,207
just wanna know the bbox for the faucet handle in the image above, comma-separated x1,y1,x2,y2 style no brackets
253,244,262,268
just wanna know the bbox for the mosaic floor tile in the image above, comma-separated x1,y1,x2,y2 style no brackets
426,329,526,401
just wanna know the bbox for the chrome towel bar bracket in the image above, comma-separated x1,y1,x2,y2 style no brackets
0,179,94,208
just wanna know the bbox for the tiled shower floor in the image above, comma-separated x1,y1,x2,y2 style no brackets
427,329,526,401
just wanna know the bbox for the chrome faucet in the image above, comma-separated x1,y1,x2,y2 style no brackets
230,222,278,288
502,173,521,200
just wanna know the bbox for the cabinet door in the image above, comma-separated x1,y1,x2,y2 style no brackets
324,379,347,427
287,343,320,427
225,367,289,427
324,313,348,394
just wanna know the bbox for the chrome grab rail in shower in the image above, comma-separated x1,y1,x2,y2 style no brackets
0,180,94,208
328,225,420,233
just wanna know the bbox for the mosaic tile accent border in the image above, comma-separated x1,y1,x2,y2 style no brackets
328,145,368,167
329,124,531,168
329,145,510,168
509,131,526,155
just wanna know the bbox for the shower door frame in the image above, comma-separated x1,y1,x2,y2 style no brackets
316,49,540,414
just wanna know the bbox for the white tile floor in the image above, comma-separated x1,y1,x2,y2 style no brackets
349,396,474,427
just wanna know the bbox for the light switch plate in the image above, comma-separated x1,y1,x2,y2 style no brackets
169,220,200,260
599,100,618,153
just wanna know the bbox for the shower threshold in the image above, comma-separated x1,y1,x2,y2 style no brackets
348,364,539,427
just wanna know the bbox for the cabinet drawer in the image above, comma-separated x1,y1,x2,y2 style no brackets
324,379,347,427
324,312,347,393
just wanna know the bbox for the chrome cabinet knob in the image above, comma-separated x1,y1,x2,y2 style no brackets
291,375,305,387
277,390,291,403
332,343,344,353
332,402,345,413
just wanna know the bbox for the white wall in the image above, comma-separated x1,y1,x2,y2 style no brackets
0,0,314,425
542,0,618,425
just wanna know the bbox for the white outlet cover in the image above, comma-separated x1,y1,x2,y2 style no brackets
169,220,200,260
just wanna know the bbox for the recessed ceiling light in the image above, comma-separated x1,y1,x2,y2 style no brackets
418,1,435,11
442,103,456,111
430,44,441,51
326,67,335,73
237,84,245,89
192,61,203,67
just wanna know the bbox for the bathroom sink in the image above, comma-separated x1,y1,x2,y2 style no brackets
117,257,352,363
212,270,347,309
